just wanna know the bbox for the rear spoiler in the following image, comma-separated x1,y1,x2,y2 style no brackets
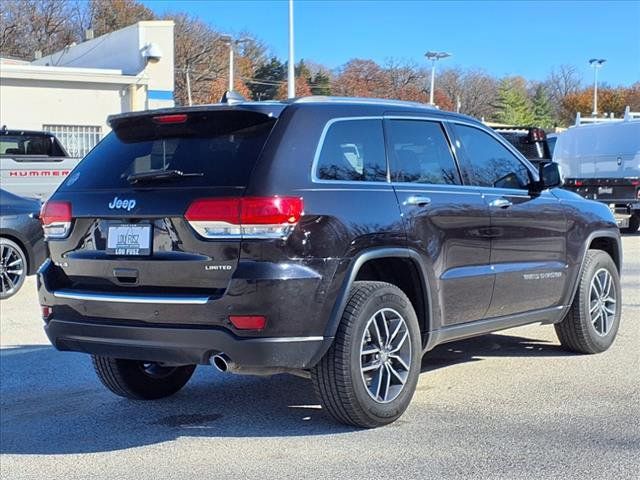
107,102,286,129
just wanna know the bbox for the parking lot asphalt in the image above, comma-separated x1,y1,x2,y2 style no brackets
1,235,638,480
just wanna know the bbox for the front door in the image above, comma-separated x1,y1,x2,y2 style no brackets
385,117,494,326
450,122,568,318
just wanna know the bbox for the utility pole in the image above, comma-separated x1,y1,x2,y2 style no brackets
424,51,452,105
221,35,250,93
589,58,606,116
228,44,234,91
288,0,295,98
185,64,192,106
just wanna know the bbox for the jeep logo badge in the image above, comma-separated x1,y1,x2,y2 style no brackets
108,196,136,212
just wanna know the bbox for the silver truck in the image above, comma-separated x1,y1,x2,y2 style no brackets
0,127,81,201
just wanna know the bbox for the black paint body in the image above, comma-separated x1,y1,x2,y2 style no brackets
0,188,46,274
38,99,622,368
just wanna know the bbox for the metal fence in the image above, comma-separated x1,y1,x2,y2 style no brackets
43,124,102,158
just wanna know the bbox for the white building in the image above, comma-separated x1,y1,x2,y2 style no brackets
0,21,174,157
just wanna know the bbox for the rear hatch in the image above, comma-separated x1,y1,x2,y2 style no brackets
43,108,277,296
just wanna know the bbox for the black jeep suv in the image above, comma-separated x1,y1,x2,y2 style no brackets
38,97,622,428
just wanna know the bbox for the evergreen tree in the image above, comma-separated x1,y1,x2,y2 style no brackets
531,84,554,128
249,57,286,100
310,71,332,96
493,77,535,126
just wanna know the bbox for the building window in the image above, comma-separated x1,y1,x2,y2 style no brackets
43,125,102,158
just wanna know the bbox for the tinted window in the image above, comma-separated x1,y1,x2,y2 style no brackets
59,111,276,191
387,120,460,184
316,119,386,182
453,124,531,189
0,134,65,158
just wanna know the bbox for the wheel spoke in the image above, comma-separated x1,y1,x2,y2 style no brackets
374,365,384,400
389,320,403,344
362,362,380,372
390,330,409,353
380,310,390,346
3,272,15,290
361,346,380,356
600,308,607,335
7,258,21,267
388,363,406,385
371,318,384,349
603,273,612,298
382,364,391,401
389,353,409,371
603,305,615,315
589,300,599,314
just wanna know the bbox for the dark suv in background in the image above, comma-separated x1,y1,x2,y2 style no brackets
38,97,622,428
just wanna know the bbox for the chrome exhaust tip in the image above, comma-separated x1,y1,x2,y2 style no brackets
210,353,231,372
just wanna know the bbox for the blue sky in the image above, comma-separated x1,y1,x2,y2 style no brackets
143,0,640,86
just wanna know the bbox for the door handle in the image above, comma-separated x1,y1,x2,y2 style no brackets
489,198,513,209
405,196,432,207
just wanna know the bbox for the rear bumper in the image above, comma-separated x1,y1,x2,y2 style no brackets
44,318,328,368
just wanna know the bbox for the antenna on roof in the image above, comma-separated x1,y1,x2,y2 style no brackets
220,91,246,105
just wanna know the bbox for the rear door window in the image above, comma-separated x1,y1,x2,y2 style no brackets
386,119,460,185
59,110,276,191
315,119,387,182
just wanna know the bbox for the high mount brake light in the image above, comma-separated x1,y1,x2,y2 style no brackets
185,196,303,239
40,201,72,239
152,114,188,124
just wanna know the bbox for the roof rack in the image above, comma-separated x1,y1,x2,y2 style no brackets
291,96,437,110
574,106,640,126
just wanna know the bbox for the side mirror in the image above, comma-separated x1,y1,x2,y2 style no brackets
530,162,563,194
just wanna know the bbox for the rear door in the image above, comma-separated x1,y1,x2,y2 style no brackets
386,117,493,326
47,109,277,296
450,122,568,318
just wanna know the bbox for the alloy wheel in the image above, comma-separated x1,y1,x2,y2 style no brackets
0,242,25,298
360,308,412,403
589,268,616,336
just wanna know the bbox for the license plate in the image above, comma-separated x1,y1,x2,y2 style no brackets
107,224,152,256
598,187,613,195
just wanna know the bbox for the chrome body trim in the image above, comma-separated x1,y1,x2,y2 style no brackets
52,289,210,305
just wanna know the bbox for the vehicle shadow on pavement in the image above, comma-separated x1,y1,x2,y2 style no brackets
1,332,571,455
421,333,572,373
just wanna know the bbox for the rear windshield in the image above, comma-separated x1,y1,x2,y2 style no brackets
0,134,66,156
59,110,276,191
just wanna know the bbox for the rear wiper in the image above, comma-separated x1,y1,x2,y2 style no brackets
126,169,203,184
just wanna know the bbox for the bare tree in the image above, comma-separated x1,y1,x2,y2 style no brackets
438,67,498,119
0,0,78,59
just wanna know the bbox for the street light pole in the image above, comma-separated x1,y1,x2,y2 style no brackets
589,58,606,116
425,51,452,105
288,0,295,98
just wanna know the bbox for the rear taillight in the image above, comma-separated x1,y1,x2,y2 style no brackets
40,201,72,239
185,196,303,239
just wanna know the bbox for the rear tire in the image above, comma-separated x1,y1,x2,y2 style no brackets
621,214,639,233
92,356,196,400
311,281,421,428
555,250,621,354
